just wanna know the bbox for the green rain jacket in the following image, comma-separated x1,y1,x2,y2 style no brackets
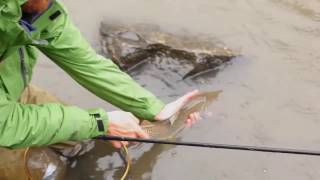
0,0,164,148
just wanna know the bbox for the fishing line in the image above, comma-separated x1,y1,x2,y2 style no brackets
99,140,131,180
120,142,131,180
95,135,320,156
24,147,33,180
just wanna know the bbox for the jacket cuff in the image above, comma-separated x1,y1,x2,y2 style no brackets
87,108,109,136
138,99,165,121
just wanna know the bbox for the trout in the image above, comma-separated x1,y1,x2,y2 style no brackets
140,90,221,139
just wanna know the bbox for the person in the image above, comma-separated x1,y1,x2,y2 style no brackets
0,0,201,150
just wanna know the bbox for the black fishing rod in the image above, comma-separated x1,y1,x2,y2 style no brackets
95,135,320,156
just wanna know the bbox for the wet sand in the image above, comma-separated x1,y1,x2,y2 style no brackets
32,0,320,179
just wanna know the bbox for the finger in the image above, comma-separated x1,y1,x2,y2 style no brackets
123,132,139,145
189,114,194,125
189,89,200,97
136,131,149,139
196,112,202,121
192,117,197,125
111,141,122,149
192,115,197,125
190,113,196,124
191,113,196,122
122,141,129,147
191,112,200,122
185,118,192,128
119,128,149,146
176,90,201,110
183,89,200,101
135,126,150,139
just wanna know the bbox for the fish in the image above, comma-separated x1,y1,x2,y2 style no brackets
140,90,221,139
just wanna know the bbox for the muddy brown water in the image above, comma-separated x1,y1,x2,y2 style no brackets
31,0,320,179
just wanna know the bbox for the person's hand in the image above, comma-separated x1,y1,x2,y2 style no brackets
155,90,202,127
107,111,149,148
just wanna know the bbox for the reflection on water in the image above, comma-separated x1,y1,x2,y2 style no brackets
45,0,320,179
65,141,177,180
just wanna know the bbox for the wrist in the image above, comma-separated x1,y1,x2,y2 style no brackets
87,108,109,135
92,113,105,132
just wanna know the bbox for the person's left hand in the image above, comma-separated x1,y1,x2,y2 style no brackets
154,90,201,127
107,111,149,148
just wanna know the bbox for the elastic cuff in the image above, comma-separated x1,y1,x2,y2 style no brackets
92,113,105,132
87,108,109,136
140,99,165,121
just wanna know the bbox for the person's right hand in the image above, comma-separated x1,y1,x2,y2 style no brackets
107,111,149,148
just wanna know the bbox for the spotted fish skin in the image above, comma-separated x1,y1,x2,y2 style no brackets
140,91,221,139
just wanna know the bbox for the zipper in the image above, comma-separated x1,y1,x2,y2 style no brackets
18,48,29,88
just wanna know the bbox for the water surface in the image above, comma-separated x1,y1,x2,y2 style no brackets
33,0,320,179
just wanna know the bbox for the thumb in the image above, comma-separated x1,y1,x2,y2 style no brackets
155,89,200,121
180,89,200,103
135,126,150,139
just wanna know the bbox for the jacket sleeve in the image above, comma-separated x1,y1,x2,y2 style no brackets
0,88,108,149
0,0,31,57
38,9,165,120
